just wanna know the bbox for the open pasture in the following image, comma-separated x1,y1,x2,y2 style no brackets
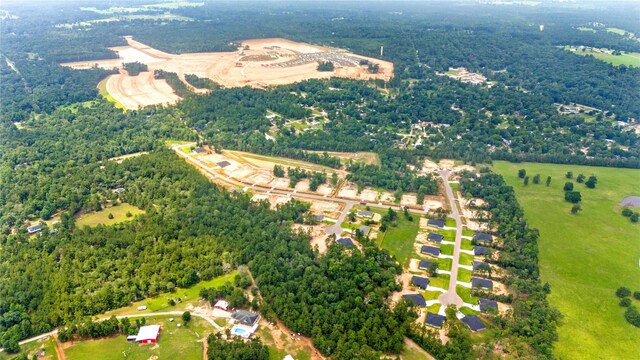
493,161,640,360
63,315,210,360
75,203,144,228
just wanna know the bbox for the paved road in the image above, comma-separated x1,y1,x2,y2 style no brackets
437,170,464,308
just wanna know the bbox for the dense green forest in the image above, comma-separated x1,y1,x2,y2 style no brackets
1,0,638,358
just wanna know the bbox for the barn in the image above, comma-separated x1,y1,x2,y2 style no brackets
135,325,160,343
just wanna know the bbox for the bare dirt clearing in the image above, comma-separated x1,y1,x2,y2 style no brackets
62,36,393,109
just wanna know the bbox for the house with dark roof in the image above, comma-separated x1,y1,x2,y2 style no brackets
193,147,206,154
337,238,355,247
474,232,492,244
216,160,231,168
419,260,434,270
27,223,43,234
411,276,430,290
479,298,498,312
357,210,373,218
427,233,444,243
471,277,493,290
425,312,446,328
461,315,486,331
473,246,486,256
421,245,440,257
231,310,260,327
427,219,445,228
472,261,489,270
402,293,426,306
358,225,371,235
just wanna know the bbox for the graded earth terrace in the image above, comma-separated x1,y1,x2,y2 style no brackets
61,36,394,109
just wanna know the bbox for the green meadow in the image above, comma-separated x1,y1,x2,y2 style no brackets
493,161,640,359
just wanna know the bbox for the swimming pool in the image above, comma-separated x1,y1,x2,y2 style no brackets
231,326,249,337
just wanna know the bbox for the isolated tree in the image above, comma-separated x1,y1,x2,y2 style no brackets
616,287,631,298
523,176,529,186
585,175,597,188
565,191,581,203
108,213,114,219
634,291,640,300
620,298,632,307
273,165,285,178
546,176,551,187
532,174,541,184
571,204,582,214
427,262,439,277
331,172,338,186
622,208,633,217
182,311,191,326
563,182,574,191
631,213,639,223
518,169,527,179
566,171,573,179
576,174,585,183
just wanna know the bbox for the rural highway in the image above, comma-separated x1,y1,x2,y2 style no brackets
437,170,464,307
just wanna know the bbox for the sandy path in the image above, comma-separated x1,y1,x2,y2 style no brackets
54,335,67,360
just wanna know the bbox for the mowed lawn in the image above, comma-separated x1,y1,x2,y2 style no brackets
104,271,237,316
493,161,640,359
64,315,209,360
76,203,144,227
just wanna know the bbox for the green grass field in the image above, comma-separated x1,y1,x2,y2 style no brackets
422,290,442,301
562,46,640,67
426,274,450,289
104,272,236,316
377,215,420,267
439,244,454,256
457,286,479,305
64,315,209,360
437,257,452,271
441,229,456,241
76,203,144,228
457,268,472,283
493,161,640,359
461,229,474,237
459,252,475,266
460,238,474,250
607,27,629,35
445,218,456,227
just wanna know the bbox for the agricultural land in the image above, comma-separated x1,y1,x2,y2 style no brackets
494,161,640,359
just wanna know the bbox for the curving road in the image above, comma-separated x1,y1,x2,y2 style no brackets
437,170,464,308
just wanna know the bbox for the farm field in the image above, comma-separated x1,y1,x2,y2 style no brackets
493,161,640,360
62,36,393,109
75,203,144,228
104,271,237,316
64,315,210,360
562,46,640,67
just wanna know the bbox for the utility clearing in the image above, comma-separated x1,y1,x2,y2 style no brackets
62,36,393,109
